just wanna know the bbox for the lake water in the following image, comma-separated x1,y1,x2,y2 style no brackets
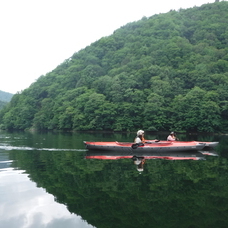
0,130,227,228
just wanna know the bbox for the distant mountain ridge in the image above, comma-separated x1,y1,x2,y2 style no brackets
0,90,14,110
0,90,14,102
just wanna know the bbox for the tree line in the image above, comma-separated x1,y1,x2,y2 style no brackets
0,1,228,133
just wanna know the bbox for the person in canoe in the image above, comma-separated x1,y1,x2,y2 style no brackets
167,132,178,141
131,130,146,149
134,130,145,144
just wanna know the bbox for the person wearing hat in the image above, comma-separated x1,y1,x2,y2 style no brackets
167,132,177,141
134,130,145,144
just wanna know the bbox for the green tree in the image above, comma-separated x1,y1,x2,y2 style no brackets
171,87,221,132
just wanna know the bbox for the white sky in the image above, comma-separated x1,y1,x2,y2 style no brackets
0,0,217,94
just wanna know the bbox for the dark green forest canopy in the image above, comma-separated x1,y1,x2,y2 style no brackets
1,1,228,132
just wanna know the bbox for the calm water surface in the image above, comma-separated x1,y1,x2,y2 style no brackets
0,131,228,228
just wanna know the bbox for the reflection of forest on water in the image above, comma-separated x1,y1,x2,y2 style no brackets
2,131,228,227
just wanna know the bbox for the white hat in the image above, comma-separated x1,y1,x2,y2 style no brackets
137,130,144,136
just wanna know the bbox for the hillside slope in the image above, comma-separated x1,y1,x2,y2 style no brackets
0,1,228,132
0,90,14,110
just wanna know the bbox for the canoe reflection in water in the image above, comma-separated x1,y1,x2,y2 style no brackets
85,149,218,172
132,156,146,172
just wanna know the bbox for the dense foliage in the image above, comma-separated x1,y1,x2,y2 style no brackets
1,1,228,132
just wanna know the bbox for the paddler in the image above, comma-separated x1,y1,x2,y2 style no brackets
167,132,178,141
134,130,145,144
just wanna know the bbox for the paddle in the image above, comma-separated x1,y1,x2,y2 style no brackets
145,140,160,143
131,143,144,149
132,143,139,149
132,140,160,148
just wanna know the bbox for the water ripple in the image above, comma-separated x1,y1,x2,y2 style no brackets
0,145,86,152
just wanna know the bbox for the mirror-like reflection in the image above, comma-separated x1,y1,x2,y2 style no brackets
85,149,219,173
0,131,227,228
0,151,94,228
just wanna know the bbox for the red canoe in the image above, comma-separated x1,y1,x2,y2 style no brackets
84,141,206,152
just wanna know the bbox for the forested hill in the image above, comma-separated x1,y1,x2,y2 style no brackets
0,1,228,133
0,91,13,110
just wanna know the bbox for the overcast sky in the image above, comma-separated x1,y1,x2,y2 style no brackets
0,0,218,94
